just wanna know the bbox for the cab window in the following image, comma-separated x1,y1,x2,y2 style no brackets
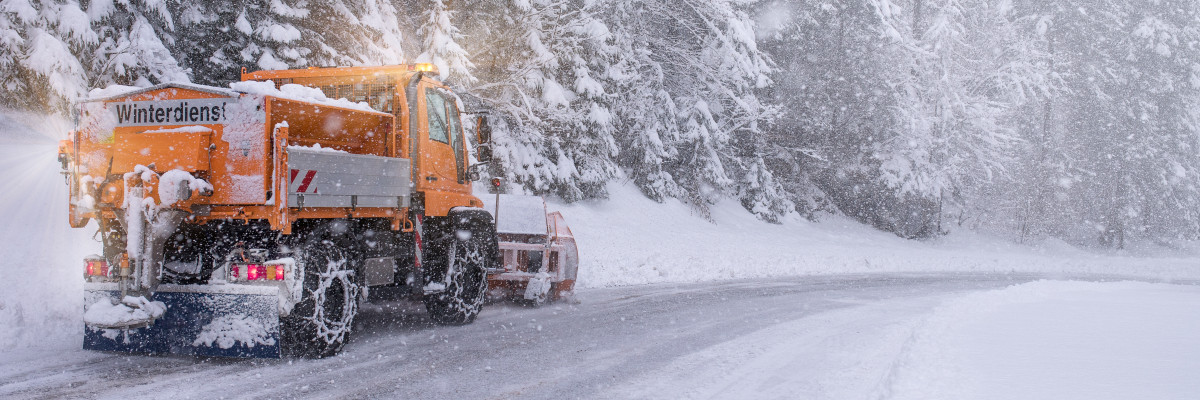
425,91,449,143
446,99,465,181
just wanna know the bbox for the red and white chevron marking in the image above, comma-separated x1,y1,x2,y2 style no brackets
289,169,319,194
414,214,424,269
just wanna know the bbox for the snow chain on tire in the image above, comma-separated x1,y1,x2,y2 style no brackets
425,217,490,325
306,256,358,347
284,238,360,358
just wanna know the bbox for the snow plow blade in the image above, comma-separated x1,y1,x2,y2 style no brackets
83,284,282,358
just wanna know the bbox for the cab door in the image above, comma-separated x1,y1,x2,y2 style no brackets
415,81,471,215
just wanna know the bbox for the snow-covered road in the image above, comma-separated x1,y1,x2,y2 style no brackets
6,273,1197,399
0,273,1026,399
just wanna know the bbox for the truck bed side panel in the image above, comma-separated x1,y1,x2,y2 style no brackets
287,148,411,208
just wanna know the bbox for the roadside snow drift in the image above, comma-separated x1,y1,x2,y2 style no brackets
549,182,1200,288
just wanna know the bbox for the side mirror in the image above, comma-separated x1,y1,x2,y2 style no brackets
476,115,492,145
467,163,489,182
476,144,493,163
475,115,493,163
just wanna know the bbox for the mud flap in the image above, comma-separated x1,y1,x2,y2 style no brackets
83,285,282,358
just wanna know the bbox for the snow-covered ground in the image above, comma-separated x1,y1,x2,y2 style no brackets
554,181,1200,288
2,110,1199,398
607,280,1200,400
880,280,1200,400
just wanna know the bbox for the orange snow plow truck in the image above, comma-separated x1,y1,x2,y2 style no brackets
56,65,572,358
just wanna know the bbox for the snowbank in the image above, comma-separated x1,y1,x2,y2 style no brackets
547,182,1200,288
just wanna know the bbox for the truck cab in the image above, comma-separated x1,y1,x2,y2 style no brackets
240,64,485,216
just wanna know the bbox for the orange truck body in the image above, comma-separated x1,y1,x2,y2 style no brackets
66,65,483,234
64,65,502,358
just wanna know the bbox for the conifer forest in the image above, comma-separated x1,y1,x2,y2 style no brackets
3,0,1199,247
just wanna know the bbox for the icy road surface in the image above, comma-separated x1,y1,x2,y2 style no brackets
3,273,1198,399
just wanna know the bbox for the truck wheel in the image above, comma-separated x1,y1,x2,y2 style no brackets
283,238,360,358
424,228,489,325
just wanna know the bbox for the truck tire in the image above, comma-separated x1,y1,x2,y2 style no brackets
424,214,493,325
283,237,360,358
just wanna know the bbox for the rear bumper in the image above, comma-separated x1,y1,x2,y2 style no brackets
83,283,283,358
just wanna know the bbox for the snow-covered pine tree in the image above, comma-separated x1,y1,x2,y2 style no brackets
454,0,621,202
986,0,1066,242
175,0,405,86
869,0,1041,236
0,0,93,111
335,0,406,65
708,4,793,222
88,0,190,87
602,1,683,202
737,151,793,223
415,0,473,86
757,0,898,222
297,0,406,67
1064,0,1200,247
604,0,782,219
611,67,683,202
170,0,254,85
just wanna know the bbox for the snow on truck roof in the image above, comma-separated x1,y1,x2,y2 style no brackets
86,82,238,101
228,81,379,113
480,194,549,235
84,81,381,114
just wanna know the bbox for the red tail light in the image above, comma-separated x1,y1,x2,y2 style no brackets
231,263,286,282
247,264,263,280
85,260,109,276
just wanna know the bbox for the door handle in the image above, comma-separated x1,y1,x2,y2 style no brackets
426,176,438,182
